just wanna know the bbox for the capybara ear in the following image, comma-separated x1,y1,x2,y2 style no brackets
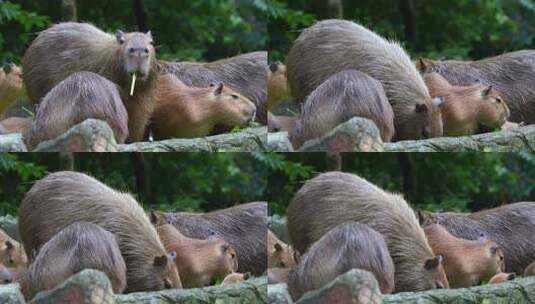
146,30,153,40
5,241,13,251
153,255,168,267
417,58,434,72
482,85,494,97
2,63,13,74
214,83,224,95
415,103,428,113
150,210,166,226
269,62,280,73
115,30,126,44
416,210,432,227
424,255,443,270
274,242,283,252
433,96,445,108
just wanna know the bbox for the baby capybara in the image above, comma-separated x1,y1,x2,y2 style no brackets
0,64,24,115
287,172,448,292
152,74,256,139
151,202,267,276
291,69,394,148
424,73,510,136
25,71,128,149
267,229,297,269
157,224,237,288
22,22,156,141
19,221,127,299
0,228,27,269
288,222,395,301
268,61,289,110
19,171,181,292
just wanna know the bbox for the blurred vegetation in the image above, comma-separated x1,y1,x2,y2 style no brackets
267,153,535,215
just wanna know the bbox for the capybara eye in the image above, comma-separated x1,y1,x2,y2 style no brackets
128,48,135,54
496,98,502,103
231,94,239,100
144,48,149,54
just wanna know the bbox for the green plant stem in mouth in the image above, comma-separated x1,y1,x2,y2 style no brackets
130,72,137,96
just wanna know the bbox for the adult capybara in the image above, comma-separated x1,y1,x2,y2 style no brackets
22,22,156,141
423,223,504,288
19,222,127,299
152,74,256,139
287,19,444,140
157,224,237,288
418,50,535,124
290,70,394,147
268,267,290,284
418,202,535,274
158,51,267,124
268,112,297,133
0,117,32,135
18,171,181,292
287,172,448,292
489,272,515,284
424,73,510,136
0,64,24,115
268,61,290,110
151,202,267,276
222,272,249,285
0,229,27,268
287,222,395,300
25,71,128,149
267,230,297,269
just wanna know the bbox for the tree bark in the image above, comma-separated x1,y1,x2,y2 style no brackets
397,153,417,203
61,0,77,22
131,153,152,207
399,0,418,49
326,152,342,171
133,0,150,32
58,152,74,170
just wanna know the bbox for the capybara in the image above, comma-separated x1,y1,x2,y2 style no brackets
0,64,24,115
151,74,256,139
157,224,237,288
423,223,504,288
151,202,267,276
287,172,448,292
18,171,181,292
268,267,290,284
418,50,535,124
489,272,515,284
287,222,395,300
0,264,12,284
222,272,250,285
0,229,27,268
19,221,127,299
417,202,535,274
268,112,296,133
268,61,290,110
423,73,510,136
525,261,535,276
22,22,157,141
267,230,296,269
290,69,395,147
0,117,32,135
158,51,267,124
25,71,128,149
286,19,443,140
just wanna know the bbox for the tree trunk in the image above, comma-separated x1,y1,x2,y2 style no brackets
61,0,77,22
59,152,74,170
133,0,150,32
397,153,417,203
310,0,344,19
399,0,418,49
326,152,342,171
131,153,152,207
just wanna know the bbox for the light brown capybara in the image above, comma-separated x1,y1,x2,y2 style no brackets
287,172,448,292
268,62,290,110
0,229,27,269
25,71,128,149
267,229,297,269
488,272,515,284
151,74,256,139
287,19,444,140
222,272,250,285
423,72,510,136
0,117,32,135
287,222,395,300
268,267,290,284
151,202,267,276
156,224,237,288
18,171,181,293
0,64,24,115
22,22,156,141
268,112,297,133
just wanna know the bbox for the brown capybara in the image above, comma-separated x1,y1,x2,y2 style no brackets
25,71,128,149
423,223,504,288
524,261,535,276
267,230,297,269
268,267,290,284
151,74,256,139
151,202,267,276
268,62,290,110
158,51,267,124
18,171,181,293
287,222,395,300
0,64,24,115
489,272,515,284
0,229,27,269
423,73,510,136
286,19,444,140
0,117,32,135
287,172,448,292
268,112,296,134
290,69,395,147
22,22,157,141
222,272,250,285
418,50,535,124
19,221,127,299
418,202,535,275
157,224,237,288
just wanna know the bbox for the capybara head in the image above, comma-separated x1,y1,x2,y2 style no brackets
421,255,448,289
0,263,13,284
209,83,257,126
0,229,27,269
116,30,155,80
1,63,23,89
268,61,289,109
410,96,444,140
151,251,181,289
476,85,510,128
268,230,296,269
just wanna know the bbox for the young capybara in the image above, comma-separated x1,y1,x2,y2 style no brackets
287,172,448,292
418,202,535,274
290,69,395,147
287,222,395,300
423,73,510,136
268,267,290,284
18,171,181,293
267,229,297,269
489,272,515,284
286,19,444,140
25,71,128,149
423,223,504,288
0,229,27,269
157,224,238,288
268,112,297,133
268,62,290,110
222,272,250,285
0,117,32,135
19,221,127,299
151,202,267,276
151,74,256,139
22,22,157,141
0,64,24,115
158,51,267,124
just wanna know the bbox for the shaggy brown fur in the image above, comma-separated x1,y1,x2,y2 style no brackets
0,64,24,115
489,272,515,284
268,267,290,284
0,117,32,135
268,113,296,133
222,272,250,285
268,62,290,110
267,230,297,269
0,229,27,269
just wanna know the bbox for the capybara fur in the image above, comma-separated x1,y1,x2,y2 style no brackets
157,51,267,124
288,222,395,300
418,50,535,124
525,261,535,276
268,267,290,284
157,224,237,288
151,202,267,276
268,112,296,133
19,221,127,299
0,264,13,284
0,64,24,115
25,71,128,149
18,171,181,292
0,117,32,135
268,61,290,110
290,69,394,147
286,19,443,140
152,74,256,139
489,272,515,284
268,230,296,269
287,172,448,292
423,223,504,288
0,229,27,269
222,272,250,285
22,22,157,141
423,73,510,136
